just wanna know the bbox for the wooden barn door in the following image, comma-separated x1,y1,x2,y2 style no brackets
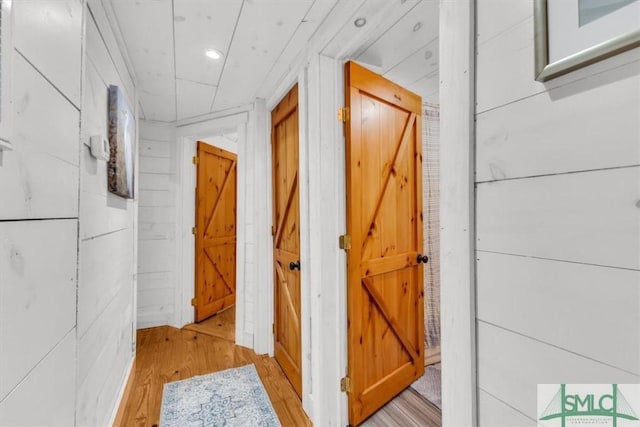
344,61,426,426
271,85,302,397
194,142,237,322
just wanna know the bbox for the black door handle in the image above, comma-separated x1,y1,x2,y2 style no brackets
289,260,300,271
417,254,429,264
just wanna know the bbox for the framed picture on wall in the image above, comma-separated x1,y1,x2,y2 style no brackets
534,0,640,82
0,0,13,151
108,85,135,199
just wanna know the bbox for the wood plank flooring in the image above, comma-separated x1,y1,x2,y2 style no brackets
113,325,310,427
114,310,441,427
363,387,442,427
183,306,236,342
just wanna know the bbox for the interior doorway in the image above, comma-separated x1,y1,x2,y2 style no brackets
183,132,240,342
342,6,442,424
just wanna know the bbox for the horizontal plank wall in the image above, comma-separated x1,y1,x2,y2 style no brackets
0,1,83,426
138,121,178,329
78,1,138,426
0,221,78,420
475,0,640,424
1,0,138,425
0,52,81,219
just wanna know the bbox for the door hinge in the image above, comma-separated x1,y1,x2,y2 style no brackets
192,156,199,165
192,226,197,235
337,107,350,123
191,297,197,306
339,234,352,251
340,376,352,393
271,225,275,236
272,323,275,335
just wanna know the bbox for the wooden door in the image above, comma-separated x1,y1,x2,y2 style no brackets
194,142,237,322
271,85,302,397
344,61,425,426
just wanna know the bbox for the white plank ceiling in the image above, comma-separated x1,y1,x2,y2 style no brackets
350,0,440,102
109,0,439,122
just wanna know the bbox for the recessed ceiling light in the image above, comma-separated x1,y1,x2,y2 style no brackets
424,50,433,60
413,22,423,32
174,16,186,22
205,49,222,60
354,17,367,28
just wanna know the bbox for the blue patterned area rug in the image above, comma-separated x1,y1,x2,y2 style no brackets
159,364,282,427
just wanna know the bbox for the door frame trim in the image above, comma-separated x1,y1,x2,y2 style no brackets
439,1,477,426
299,54,349,426
251,98,275,358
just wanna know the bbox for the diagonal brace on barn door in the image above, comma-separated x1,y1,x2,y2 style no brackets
275,262,301,330
361,277,420,362
360,113,416,255
274,171,298,247
203,159,237,237
203,247,235,294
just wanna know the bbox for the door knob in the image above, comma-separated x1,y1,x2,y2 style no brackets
289,260,301,271
417,254,429,264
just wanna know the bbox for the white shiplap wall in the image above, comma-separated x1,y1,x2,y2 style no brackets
475,1,640,425
78,2,138,425
137,117,248,335
138,121,178,328
0,1,83,425
0,1,138,426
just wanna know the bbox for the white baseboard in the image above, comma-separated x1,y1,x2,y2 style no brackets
107,355,135,427
236,331,254,350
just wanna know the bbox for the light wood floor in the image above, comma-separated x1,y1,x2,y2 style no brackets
113,323,310,426
183,305,236,342
114,309,441,427
363,387,441,427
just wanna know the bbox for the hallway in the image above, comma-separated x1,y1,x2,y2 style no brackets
114,315,442,427
114,324,310,427
2,1,638,425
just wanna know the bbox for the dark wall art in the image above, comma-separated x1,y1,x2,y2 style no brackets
108,84,135,198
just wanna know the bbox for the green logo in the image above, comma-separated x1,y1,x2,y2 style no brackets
539,384,639,427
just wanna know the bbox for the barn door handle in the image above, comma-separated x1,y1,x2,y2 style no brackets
417,254,429,264
289,260,301,271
